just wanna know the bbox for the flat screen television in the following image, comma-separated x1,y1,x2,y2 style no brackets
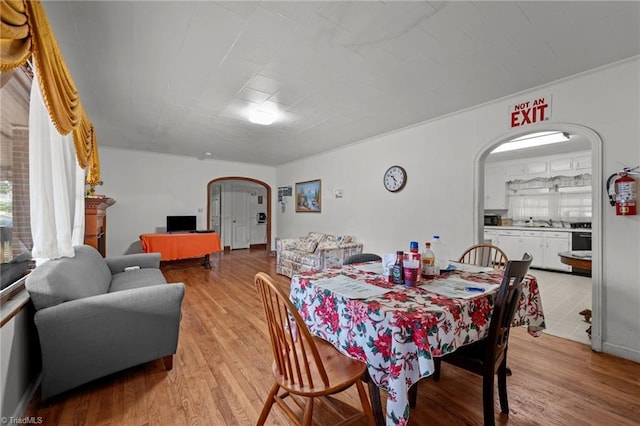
166,215,197,233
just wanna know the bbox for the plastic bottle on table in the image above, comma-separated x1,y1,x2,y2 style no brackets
409,241,422,284
421,242,436,279
392,251,404,285
430,235,450,273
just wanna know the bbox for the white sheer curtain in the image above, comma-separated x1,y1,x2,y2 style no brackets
29,71,85,259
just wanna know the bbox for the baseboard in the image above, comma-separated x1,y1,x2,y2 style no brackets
602,341,640,363
224,244,267,251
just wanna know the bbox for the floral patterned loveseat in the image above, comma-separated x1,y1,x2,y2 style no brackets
276,232,363,278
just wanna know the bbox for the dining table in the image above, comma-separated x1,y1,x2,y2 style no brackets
558,250,592,270
289,261,546,426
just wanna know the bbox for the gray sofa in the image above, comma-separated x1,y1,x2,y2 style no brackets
25,245,185,400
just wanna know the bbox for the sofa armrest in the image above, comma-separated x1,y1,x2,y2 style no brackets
315,242,364,269
316,241,363,252
105,252,161,274
276,238,299,253
34,282,185,399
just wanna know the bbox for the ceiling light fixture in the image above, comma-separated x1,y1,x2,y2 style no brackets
248,109,277,125
491,131,570,153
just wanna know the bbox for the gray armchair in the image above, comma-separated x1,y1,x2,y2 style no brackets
25,245,185,400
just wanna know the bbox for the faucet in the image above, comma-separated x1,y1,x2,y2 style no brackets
543,219,554,227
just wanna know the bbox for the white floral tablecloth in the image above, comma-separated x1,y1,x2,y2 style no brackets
290,262,546,426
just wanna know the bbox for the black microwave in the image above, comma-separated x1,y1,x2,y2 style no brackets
484,214,501,226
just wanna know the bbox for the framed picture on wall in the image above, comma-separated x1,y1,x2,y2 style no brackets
295,179,321,213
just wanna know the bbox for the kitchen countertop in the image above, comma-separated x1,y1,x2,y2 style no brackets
485,226,591,233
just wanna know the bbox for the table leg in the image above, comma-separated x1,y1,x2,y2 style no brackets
366,378,385,426
202,254,211,269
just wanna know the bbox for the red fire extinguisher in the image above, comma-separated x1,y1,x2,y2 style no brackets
606,166,639,216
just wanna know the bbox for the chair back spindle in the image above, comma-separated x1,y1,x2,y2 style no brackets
256,273,329,391
254,272,375,425
458,243,509,270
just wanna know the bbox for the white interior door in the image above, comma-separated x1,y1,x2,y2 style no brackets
231,186,250,249
210,184,222,234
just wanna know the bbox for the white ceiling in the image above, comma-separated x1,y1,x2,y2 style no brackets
42,1,640,166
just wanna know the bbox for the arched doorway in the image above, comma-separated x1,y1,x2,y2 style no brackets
207,177,272,253
474,123,603,351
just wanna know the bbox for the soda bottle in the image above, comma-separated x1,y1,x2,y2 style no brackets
422,242,436,279
392,251,404,285
409,241,422,284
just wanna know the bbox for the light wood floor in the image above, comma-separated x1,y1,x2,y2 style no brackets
25,249,640,425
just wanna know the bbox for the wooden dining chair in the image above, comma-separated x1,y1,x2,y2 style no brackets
254,272,375,426
343,253,382,265
408,253,533,426
458,243,509,271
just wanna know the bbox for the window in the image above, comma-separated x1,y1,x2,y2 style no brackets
0,65,33,294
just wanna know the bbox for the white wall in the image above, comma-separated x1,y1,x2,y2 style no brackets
0,303,39,419
276,58,640,362
97,59,638,361
99,149,276,257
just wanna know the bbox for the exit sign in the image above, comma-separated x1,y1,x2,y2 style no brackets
510,95,552,128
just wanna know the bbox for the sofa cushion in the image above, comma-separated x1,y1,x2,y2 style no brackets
25,245,112,311
109,268,168,293
307,232,327,243
317,241,339,250
324,235,353,244
278,249,321,267
295,237,318,253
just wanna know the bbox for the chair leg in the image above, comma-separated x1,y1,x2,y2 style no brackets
257,383,279,426
498,362,509,414
482,373,496,426
355,379,376,425
302,397,314,426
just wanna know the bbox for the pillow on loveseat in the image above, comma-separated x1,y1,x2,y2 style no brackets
296,237,319,253
324,235,353,244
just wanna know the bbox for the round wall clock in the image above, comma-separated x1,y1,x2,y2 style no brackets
383,165,407,192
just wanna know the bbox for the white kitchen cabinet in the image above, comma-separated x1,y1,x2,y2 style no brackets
520,231,544,268
504,163,525,178
486,228,572,272
496,230,522,261
483,230,498,245
524,161,548,175
485,166,507,209
543,232,571,272
573,155,591,170
549,158,573,172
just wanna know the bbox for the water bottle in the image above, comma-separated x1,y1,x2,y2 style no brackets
430,235,450,272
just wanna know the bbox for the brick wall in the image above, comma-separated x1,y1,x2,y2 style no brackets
0,65,32,261
11,127,31,255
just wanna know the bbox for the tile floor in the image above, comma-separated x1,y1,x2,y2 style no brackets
529,268,592,345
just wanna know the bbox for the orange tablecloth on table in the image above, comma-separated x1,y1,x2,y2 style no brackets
139,233,222,261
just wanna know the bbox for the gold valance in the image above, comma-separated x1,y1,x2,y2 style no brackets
0,0,31,69
0,0,100,184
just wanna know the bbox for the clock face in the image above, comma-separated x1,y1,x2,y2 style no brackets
384,166,407,192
